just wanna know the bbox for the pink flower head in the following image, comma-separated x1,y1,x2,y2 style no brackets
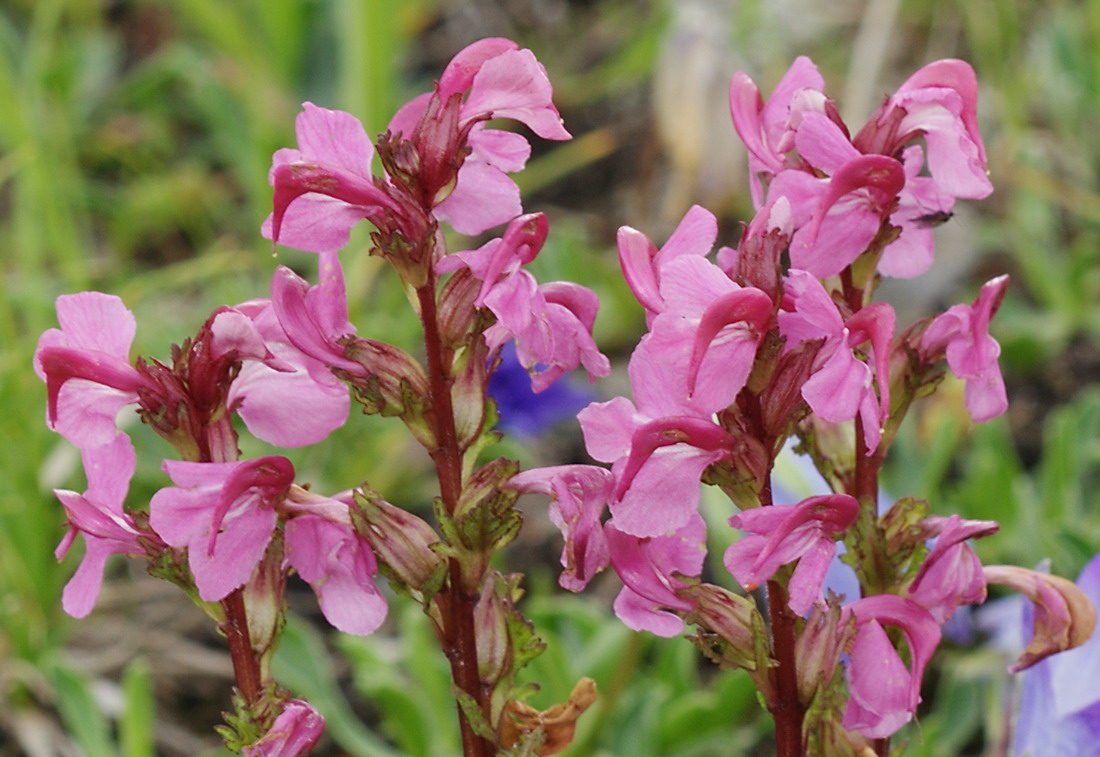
855,59,992,201
216,300,350,448
842,595,942,739
778,270,896,451
150,456,295,602
270,251,361,373
771,141,906,278
283,487,387,636
921,275,1008,422
606,513,707,637
729,56,828,206
437,212,548,306
724,494,859,615
388,38,571,235
242,699,325,757
439,214,608,392
906,514,999,623
616,205,719,324
35,292,156,450
262,103,402,253
580,396,731,538
53,433,150,618
509,465,613,591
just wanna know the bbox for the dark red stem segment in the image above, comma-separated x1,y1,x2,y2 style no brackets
767,579,805,757
417,279,495,757
221,588,262,708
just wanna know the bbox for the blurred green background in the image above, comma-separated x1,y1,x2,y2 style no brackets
2,0,1098,755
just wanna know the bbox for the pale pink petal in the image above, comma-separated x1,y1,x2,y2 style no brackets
434,160,521,235
285,515,387,635
462,49,571,140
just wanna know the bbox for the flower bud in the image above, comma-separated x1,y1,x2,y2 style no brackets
351,487,445,598
679,581,765,672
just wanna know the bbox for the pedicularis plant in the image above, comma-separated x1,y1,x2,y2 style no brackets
36,39,1096,757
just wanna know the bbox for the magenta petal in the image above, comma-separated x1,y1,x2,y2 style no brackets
843,620,915,737
190,505,277,602
462,48,571,140
578,396,638,463
285,515,387,635
434,160,522,235
801,342,868,423
54,292,136,359
610,443,722,538
242,699,325,757
612,585,686,637
438,38,520,99
294,102,376,174
233,355,349,447
510,465,612,591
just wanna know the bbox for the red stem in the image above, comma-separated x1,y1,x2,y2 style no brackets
758,462,805,757
221,588,262,707
417,279,495,757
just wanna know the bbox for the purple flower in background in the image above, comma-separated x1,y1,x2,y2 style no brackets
1013,554,1100,756
489,342,595,437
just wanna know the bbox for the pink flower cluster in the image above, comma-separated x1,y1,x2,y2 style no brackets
38,37,607,755
511,56,1065,744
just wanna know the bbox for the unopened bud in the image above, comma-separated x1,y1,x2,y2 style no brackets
351,488,445,597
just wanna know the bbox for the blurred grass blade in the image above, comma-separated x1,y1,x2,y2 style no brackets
120,657,155,757
47,658,117,757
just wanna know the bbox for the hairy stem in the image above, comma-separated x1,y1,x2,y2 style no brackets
417,279,495,757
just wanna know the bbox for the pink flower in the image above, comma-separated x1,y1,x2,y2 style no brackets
778,269,896,451
150,456,295,602
783,113,928,278
606,513,707,637
906,514,999,623
443,214,610,392
389,38,571,235
855,59,992,201
628,255,772,417
53,434,151,618
729,56,828,206
262,103,401,253
283,488,388,636
724,494,859,615
509,465,613,591
842,595,942,738
35,292,156,450
921,275,1008,422
579,397,732,538
242,699,325,757
222,300,350,448
616,205,719,324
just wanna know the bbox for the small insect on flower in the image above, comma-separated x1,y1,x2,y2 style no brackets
913,211,954,228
